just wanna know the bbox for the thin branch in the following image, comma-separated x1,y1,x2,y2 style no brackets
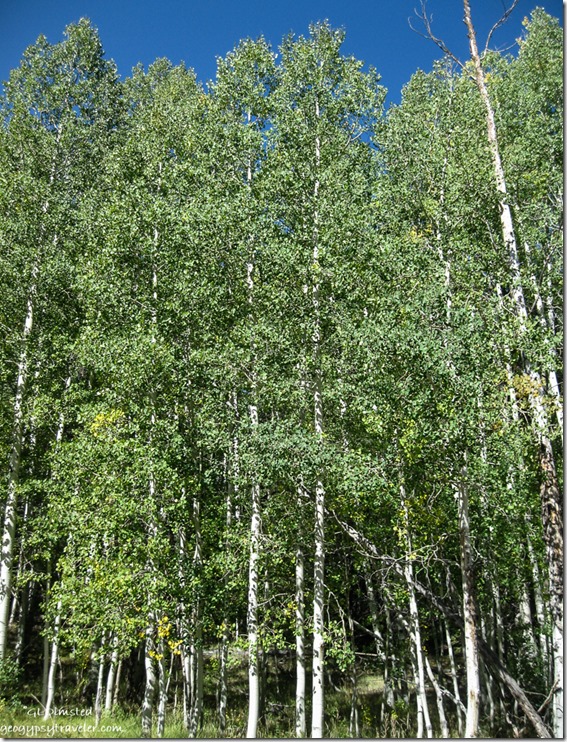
409,1,464,69
537,679,559,715
484,0,520,54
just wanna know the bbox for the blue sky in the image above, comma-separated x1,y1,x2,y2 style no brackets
0,0,562,105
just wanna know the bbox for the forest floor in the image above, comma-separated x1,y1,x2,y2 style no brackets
0,652,401,738
0,673,387,739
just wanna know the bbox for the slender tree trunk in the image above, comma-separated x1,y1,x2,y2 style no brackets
156,640,167,738
311,96,326,741
245,479,261,739
382,603,394,722
218,626,229,733
142,620,157,738
112,659,122,709
333,512,552,737
188,496,203,738
457,460,480,738
105,636,119,712
12,498,30,664
480,613,496,728
364,564,391,728
444,620,464,735
347,613,360,738
524,241,563,440
41,615,50,708
177,525,191,730
424,652,449,738
43,598,62,719
245,248,262,739
244,127,262,738
295,543,306,738
400,481,433,738
219,449,234,734
540,446,563,738
526,531,550,674
94,640,106,727
180,646,190,731
0,124,62,658
463,5,563,730
0,265,38,659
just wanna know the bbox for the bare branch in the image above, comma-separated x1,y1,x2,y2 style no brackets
409,1,464,69
484,0,520,54
537,679,560,715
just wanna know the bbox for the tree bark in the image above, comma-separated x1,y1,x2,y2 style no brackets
0,266,38,659
188,497,203,738
444,620,464,735
462,5,563,729
295,543,306,738
218,451,234,734
105,636,119,712
141,620,156,738
245,479,261,739
400,482,433,738
311,96,326,741
94,640,106,727
457,461,480,738
43,598,62,720
156,640,168,738
424,652,449,738
245,249,261,739
0,119,62,659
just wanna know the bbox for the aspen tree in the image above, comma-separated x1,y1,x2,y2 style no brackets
0,19,122,660
461,4,562,731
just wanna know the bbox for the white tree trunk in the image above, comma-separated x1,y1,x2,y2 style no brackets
177,525,191,730
219,456,233,734
0,268,37,659
188,497,203,738
41,629,50,708
244,131,262,736
334,513,552,736
244,243,262,738
295,544,306,738
311,99,326,741
218,621,229,733
43,598,62,720
112,659,122,709
457,463,480,738
424,653,449,738
444,620,464,736
94,641,106,727
0,131,61,659
524,242,563,440
141,621,156,738
246,475,261,739
463,6,563,729
526,532,550,673
105,636,119,712
41,397,69,720
364,566,386,663
156,640,167,738
399,481,432,738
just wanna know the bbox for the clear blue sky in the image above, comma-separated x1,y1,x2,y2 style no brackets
0,0,562,105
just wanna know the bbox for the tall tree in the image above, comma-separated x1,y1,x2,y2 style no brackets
0,18,122,660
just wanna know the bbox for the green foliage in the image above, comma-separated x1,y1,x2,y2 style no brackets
0,8,562,738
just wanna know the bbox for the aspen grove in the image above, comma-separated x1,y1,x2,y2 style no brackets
0,5,563,739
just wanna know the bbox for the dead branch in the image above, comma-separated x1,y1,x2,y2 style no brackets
484,0,520,54
331,510,553,738
409,1,464,68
